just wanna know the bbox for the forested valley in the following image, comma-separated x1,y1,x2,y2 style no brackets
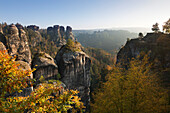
0,18,170,112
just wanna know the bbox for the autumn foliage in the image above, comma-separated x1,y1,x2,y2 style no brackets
0,50,84,112
91,55,169,113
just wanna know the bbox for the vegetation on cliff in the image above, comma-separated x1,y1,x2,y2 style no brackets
65,39,81,52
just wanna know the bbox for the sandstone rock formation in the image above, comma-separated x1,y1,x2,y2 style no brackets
117,32,170,88
55,43,91,110
47,25,76,47
1,23,91,110
16,23,24,30
32,52,58,86
27,25,39,31
47,25,66,46
8,24,31,64
66,26,75,40
0,23,33,97
60,26,65,38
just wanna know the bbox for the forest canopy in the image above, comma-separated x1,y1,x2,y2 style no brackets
91,55,169,113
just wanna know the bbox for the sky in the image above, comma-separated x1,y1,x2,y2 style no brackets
0,0,169,30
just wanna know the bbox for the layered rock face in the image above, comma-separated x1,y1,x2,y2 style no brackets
47,25,75,47
55,44,91,110
117,32,170,88
8,24,31,64
32,52,58,86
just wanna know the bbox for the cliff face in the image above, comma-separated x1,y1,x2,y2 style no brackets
7,24,32,64
66,26,75,41
117,32,170,88
55,43,91,110
0,24,33,97
32,52,58,86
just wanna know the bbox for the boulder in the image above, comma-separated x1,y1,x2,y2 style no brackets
32,52,58,86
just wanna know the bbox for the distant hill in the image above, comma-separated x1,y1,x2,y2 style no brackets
111,27,150,33
75,30,137,54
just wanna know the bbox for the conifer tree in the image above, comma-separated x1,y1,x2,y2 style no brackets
152,23,160,33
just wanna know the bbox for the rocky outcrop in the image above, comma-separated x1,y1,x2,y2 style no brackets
66,26,75,40
1,23,91,110
32,52,58,86
8,24,31,64
27,25,39,31
55,43,91,110
47,25,61,40
47,25,66,46
60,26,65,38
117,32,170,88
16,23,24,30
47,25,76,47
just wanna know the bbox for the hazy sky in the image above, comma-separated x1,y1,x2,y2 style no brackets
0,0,169,29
